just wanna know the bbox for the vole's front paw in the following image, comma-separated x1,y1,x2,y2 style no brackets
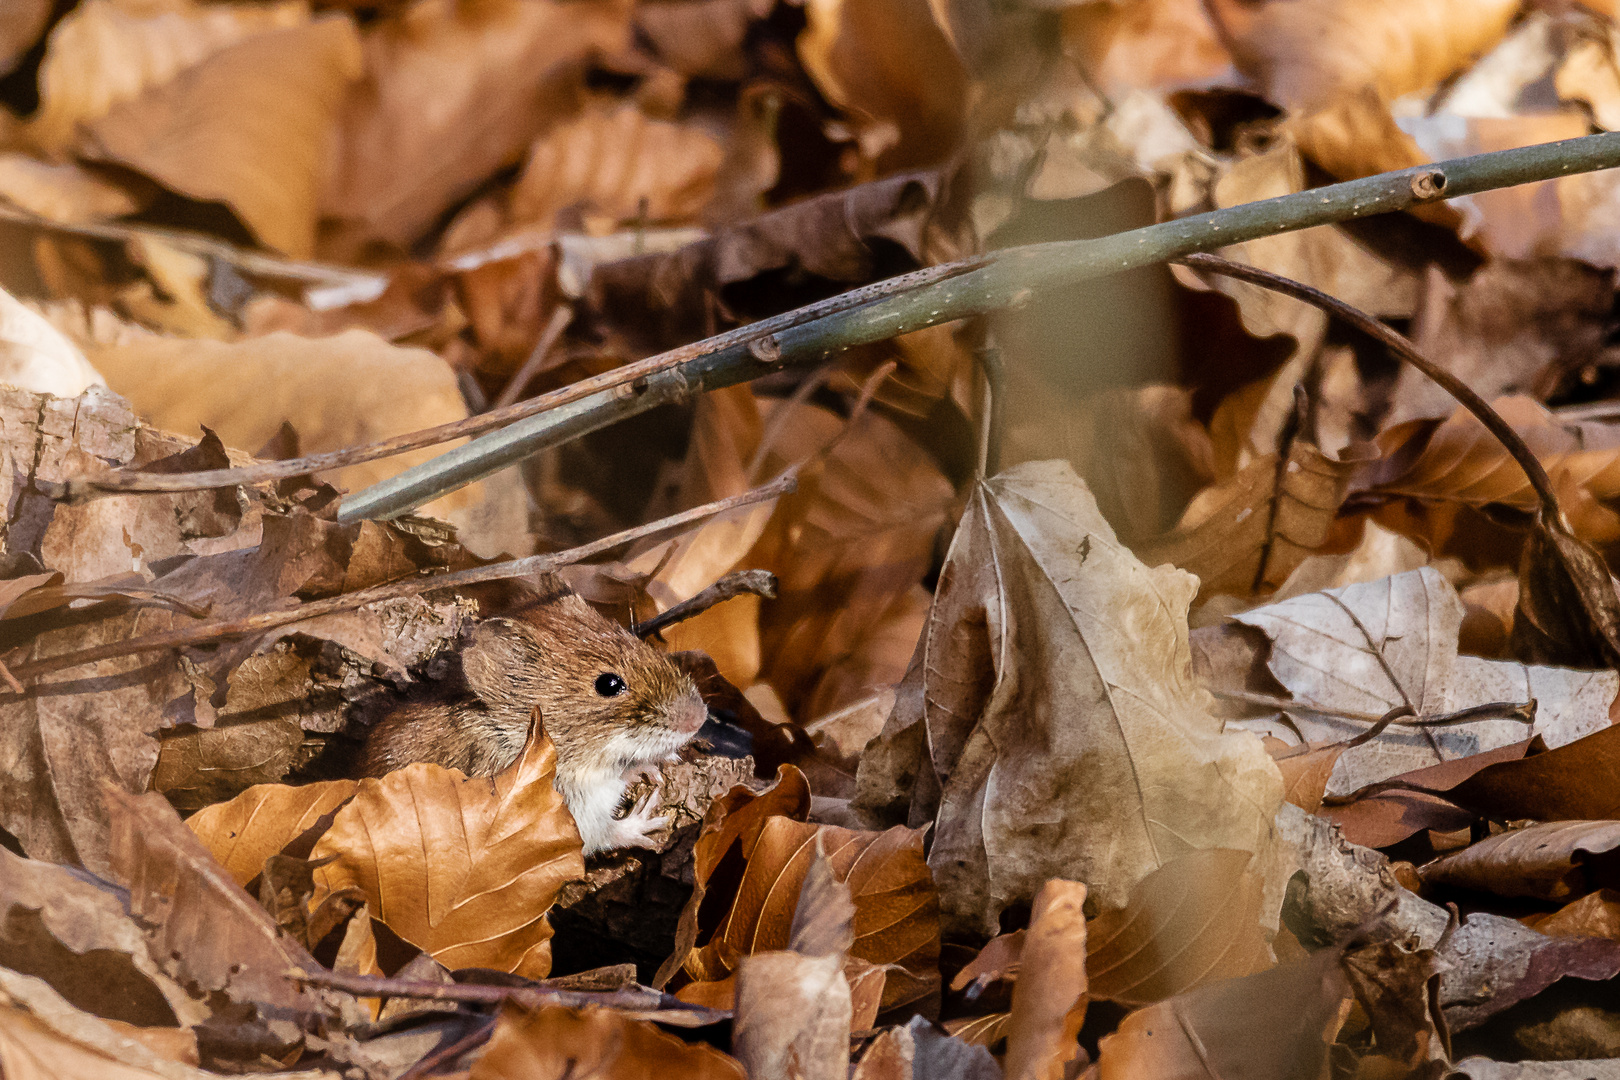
607,786,668,851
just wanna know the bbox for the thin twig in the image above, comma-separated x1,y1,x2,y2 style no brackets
290,969,728,1025
331,134,1620,522
4,475,795,683
635,569,778,639
72,257,992,500
494,304,573,410
1211,687,1535,730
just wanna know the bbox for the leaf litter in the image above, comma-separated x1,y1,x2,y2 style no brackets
10,0,1620,1076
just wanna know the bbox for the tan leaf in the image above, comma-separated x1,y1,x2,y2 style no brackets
1419,820,1620,902
1086,849,1273,1006
636,0,772,79
509,104,726,231
676,815,939,1013
1270,741,1348,816
104,787,319,1014
1211,0,1519,110
796,0,967,168
1363,396,1620,544
26,0,308,156
87,328,483,523
0,286,104,398
858,461,1285,934
1231,568,1618,792
1526,888,1620,941
0,155,143,225
1132,436,1356,601
0,972,209,1080
1094,947,1351,1080
1003,880,1088,1080
1059,0,1234,96
469,1003,745,1080
186,780,357,887
80,17,364,258
321,0,630,250
310,723,585,978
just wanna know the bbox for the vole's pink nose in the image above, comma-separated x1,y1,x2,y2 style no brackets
671,689,708,735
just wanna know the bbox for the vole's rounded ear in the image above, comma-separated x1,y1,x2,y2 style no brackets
462,618,534,700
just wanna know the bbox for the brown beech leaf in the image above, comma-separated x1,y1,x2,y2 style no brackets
469,1003,745,1080
80,18,364,258
322,0,630,250
1087,849,1273,1006
1419,820,1620,902
1527,888,1620,941
507,103,726,231
1002,880,1087,1080
1211,0,1519,110
1059,0,1234,96
310,720,585,978
186,780,358,887
0,847,200,1028
796,0,967,169
1359,396,1620,544
103,787,319,1016
26,0,307,156
734,848,855,1080
1231,568,1616,793
1094,945,1351,1080
1320,739,1529,849
88,329,482,525
858,460,1283,935
679,816,939,1013
1131,435,1357,601
1270,741,1348,816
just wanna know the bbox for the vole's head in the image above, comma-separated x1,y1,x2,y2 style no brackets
460,584,707,770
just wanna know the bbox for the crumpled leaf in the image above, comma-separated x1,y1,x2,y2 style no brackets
470,1003,745,1080
1230,567,1617,792
1341,939,1451,1073
1419,820,1620,902
310,720,585,978
80,17,364,258
26,0,308,156
858,460,1284,934
321,0,630,250
1002,880,1087,1080
104,786,320,1017
851,1015,1000,1080
0,969,217,1080
0,847,201,1028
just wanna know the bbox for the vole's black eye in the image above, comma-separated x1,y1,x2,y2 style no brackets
595,673,627,697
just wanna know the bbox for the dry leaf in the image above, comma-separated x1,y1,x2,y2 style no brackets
796,0,966,168
0,155,144,225
636,0,773,79
859,460,1284,934
850,1015,1000,1080
1094,946,1351,1080
1059,0,1234,96
733,849,855,1080
508,103,726,232
186,780,357,886
0,969,217,1080
1086,849,1273,1006
321,0,630,250
310,721,585,977
1002,880,1087,1080
27,0,308,156
1526,888,1620,941
470,1003,745,1080
1340,939,1451,1071
1231,568,1617,792
1419,820,1620,902
1212,0,1519,110
0,287,104,397
81,17,364,258
104,787,320,1016
679,816,940,1013
87,328,479,522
